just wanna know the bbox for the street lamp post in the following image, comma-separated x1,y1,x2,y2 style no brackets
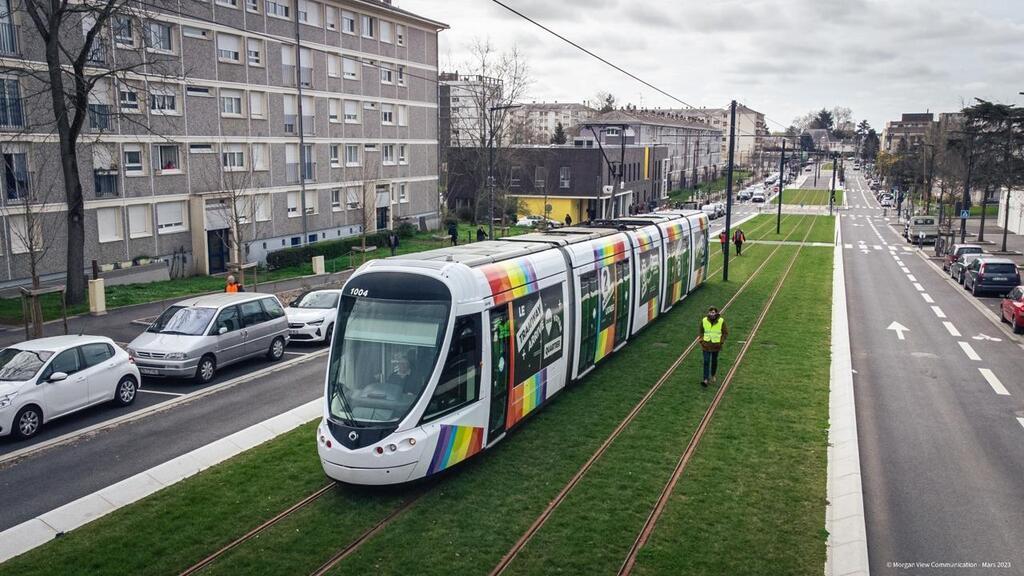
486,104,520,240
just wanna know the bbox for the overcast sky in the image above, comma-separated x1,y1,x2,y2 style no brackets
396,0,1024,132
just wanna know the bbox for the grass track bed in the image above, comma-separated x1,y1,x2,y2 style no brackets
775,188,843,206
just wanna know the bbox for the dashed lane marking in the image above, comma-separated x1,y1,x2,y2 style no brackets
932,306,947,318
958,341,982,361
873,245,882,250
844,244,853,249
1017,417,1024,431
980,368,1010,396
922,293,935,303
907,274,917,282
943,321,961,337
913,283,924,291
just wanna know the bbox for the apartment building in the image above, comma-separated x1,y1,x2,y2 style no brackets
0,0,445,286
438,72,502,149
579,110,723,205
510,102,596,144
669,104,768,168
881,113,935,153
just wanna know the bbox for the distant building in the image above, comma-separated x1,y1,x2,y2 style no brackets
438,72,503,149
668,104,768,168
882,113,935,153
510,102,596,144
805,129,832,152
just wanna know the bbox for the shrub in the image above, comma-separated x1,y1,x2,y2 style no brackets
396,221,417,238
456,206,474,222
265,232,390,270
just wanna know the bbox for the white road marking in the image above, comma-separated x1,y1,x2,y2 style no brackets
972,333,1003,342
931,306,947,318
958,341,982,361
922,293,934,303
903,246,914,252
887,321,910,340
1017,417,1024,431
900,267,910,274
980,368,1010,396
873,245,882,250
907,274,917,282
943,321,961,337
138,389,185,397
913,282,924,291
844,243,853,249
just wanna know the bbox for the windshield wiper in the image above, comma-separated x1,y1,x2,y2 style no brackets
332,383,360,428
158,330,192,336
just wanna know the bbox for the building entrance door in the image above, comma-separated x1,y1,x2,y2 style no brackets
208,229,229,274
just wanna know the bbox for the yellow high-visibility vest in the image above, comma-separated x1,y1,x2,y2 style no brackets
702,317,724,343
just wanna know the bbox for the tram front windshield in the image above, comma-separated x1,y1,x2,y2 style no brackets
327,296,448,426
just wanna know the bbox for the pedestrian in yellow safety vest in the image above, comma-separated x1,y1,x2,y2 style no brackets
698,306,728,387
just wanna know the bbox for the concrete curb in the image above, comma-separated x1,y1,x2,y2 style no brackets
0,398,323,564
825,214,870,576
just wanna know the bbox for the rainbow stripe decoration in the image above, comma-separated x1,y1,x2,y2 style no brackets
595,325,616,363
507,368,547,428
592,239,628,268
664,222,684,242
669,278,683,303
633,228,659,249
646,297,659,322
427,425,485,474
481,259,538,306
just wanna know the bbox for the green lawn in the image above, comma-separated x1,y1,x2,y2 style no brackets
775,188,843,206
0,223,529,325
1,218,835,576
969,204,999,217
667,170,752,205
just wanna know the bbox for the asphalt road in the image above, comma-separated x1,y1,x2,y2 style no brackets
844,170,1024,574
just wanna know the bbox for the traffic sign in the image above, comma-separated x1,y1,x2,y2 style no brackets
960,209,970,219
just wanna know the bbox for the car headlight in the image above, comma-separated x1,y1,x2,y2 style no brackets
308,319,324,326
127,347,136,357
0,393,16,409
165,352,187,360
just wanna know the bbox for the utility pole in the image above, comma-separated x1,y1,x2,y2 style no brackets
814,152,820,187
723,100,737,282
960,132,976,243
777,139,786,234
617,123,626,218
829,152,837,217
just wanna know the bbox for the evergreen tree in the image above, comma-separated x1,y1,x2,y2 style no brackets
550,122,568,145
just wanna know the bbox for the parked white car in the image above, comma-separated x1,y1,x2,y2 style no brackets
285,289,343,344
701,203,724,219
0,335,140,440
515,215,560,228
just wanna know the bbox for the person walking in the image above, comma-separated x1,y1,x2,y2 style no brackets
476,226,488,242
447,221,458,246
733,228,746,256
387,231,400,256
225,275,244,293
719,230,728,257
698,307,727,387
564,213,572,227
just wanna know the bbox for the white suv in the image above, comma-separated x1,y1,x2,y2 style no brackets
0,335,140,439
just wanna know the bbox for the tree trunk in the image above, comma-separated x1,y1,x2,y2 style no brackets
60,139,87,305
978,184,991,242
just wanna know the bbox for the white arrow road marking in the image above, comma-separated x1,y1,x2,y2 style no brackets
959,341,982,361
844,244,853,249
980,368,1010,396
873,245,882,250
887,321,910,340
943,322,961,337
922,293,935,303
971,333,1003,342
932,306,947,318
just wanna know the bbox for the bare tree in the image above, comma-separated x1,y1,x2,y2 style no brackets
8,1,193,304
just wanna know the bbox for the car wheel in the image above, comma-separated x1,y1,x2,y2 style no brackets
323,323,334,346
971,282,979,296
114,376,138,406
195,355,216,384
13,405,42,440
267,336,286,361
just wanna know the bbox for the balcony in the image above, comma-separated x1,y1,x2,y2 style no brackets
93,171,119,198
285,162,316,184
283,114,315,135
0,22,19,56
0,96,24,129
282,65,314,88
88,104,112,130
4,170,32,201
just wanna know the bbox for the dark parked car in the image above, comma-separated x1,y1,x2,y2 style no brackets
1001,286,1024,333
950,254,983,284
944,244,984,271
963,258,1021,296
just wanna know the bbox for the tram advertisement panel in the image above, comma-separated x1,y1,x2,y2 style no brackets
637,246,661,324
665,224,690,305
492,284,564,429
578,256,631,374
691,218,709,290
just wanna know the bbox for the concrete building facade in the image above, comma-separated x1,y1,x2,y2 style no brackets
0,0,445,287
669,104,767,168
510,102,596,144
882,113,935,153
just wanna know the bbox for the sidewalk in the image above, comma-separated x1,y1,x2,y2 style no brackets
0,270,353,349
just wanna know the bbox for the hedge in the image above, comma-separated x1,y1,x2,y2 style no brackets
266,231,392,270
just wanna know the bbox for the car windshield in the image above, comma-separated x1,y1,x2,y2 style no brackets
148,306,217,335
327,296,448,426
984,263,1018,274
293,292,340,309
0,348,53,381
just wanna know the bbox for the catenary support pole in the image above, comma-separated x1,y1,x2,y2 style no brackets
723,100,737,282
776,139,786,234
830,153,837,217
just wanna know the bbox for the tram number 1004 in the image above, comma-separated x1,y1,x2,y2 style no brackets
348,288,370,298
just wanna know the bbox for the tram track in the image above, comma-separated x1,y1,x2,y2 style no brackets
616,217,817,576
175,213,809,576
488,215,811,576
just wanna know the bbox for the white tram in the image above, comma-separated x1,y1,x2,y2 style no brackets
316,211,710,485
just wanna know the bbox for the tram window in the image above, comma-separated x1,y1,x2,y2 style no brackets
422,315,481,423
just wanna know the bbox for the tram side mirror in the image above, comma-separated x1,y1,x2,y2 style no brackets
49,372,68,382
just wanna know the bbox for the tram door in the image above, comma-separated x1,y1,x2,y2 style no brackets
488,307,510,441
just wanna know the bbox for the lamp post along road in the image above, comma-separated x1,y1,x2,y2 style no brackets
777,138,786,234
723,100,737,282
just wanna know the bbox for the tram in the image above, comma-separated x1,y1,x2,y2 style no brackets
316,210,710,485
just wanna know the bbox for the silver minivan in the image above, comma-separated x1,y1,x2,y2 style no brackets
128,293,290,383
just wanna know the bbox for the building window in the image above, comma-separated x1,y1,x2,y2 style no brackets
222,143,246,170
342,11,355,34
88,103,111,130
185,86,211,96
381,103,394,124
325,6,338,30
114,16,134,47
398,183,407,203
146,21,173,51
343,57,358,80
9,216,41,254
189,143,214,153
128,204,152,238
379,20,392,43
361,15,375,38
330,144,340,167
346,187,361,209
156,201,187,233
251,143,268,170
344,100,359,123
382,144,395,164
397,105,408,126
559,166,571,188
123,144,144,175
510,165,521,187
153,144,180,172
182,25,208,39
216,0,239,7
363,143,378,152
297,0,321,26
331,189,341,211
345,144,360,166
246,0,259,12
118,88,139,112
150,87,177,113
254,194,271,221
397,65,406,86
534,166,546,189
327,54,340,77
220,89,243,116
266,0,290,18
399,144,407,164
303,191,319,214
329,98,340,122
380,65,393,84
217,33,241,62
396,24,405,46
97,207,124,243
247,38,263,66
249,91,266,118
